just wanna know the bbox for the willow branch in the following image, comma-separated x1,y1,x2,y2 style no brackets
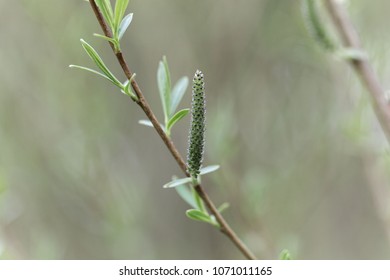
324,0,390,143
88,0,257,260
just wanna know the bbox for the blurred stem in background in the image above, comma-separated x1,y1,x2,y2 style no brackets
305,0,390,245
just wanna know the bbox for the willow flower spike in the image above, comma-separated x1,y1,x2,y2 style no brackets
187,70,206,181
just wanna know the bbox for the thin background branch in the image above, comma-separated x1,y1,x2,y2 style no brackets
324,0,390,143
324,0,390,243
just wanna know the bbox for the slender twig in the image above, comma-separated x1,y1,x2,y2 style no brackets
323,0,390,245
324,0,390,143
88,0,257,260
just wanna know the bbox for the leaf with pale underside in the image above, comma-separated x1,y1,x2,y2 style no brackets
157,57,171,123
175,184,197,209
163,177,192,189
118,13,133,39
170,76,189,117
199,165,220,175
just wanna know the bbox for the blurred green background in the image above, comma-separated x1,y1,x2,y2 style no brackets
1,0,390,259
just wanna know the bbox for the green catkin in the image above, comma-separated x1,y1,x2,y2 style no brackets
187,70,206,179
302,0,336,52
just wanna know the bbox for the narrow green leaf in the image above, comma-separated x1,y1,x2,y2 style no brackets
80,39,112,77
170,76,189,117
124,81,131,95
121,74,138,101
209,215,220,228
279,249,292,260
102,0,114,16
138,120,166,132
175,184,197,209
193,188,206,212
95,0,114,28
93,33,120,51
93,33,116,44
80,39,122,88
118,13,133,40
185,209,212,223
69,65,109,79
163,177,192,189
217,202,230,213
167,108,189,133
199,165,220,175
157,56,171,123
138,120,154,128
114,0,129,31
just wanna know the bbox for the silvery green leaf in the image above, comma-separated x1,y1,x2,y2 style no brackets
121,74,138,101
163,177,192,188
118,13,133,39
93,33,120,52
209,215,219,228
193,188,206,212
185,209,211,223
175,184,197,209
170,76,189,117
69,65,108,80
138,120,154,128
95,0,114,28
138,120,165,132
114,0,129,31
157,56,171,123
167,108,189,133
69,65,123,90
80,39,122,89
199,165,220,175
93,33,116,44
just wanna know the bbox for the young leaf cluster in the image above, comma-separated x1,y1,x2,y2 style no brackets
139,56,190,136
94,0,133,52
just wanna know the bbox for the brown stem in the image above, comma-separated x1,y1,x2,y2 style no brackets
88,0,257,260
324,0,390,143
194,185,257,260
